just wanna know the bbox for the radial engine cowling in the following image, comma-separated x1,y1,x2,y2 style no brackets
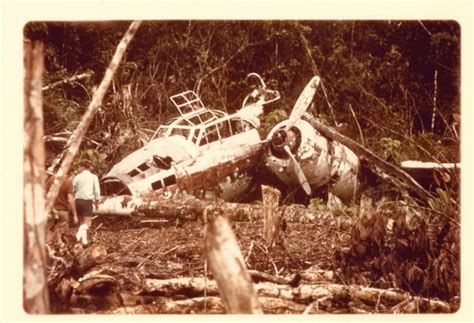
265,119,361,203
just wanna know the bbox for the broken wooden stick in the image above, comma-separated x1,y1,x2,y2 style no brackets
302,113,434,201
45,21,142,216
42,71,93,91
204,204,263,314
262,185,282,248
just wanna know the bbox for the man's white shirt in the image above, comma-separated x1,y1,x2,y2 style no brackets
73,170,101,200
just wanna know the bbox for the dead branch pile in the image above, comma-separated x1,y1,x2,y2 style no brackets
336,204,460,305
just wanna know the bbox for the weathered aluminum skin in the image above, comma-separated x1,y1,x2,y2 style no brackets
100,83,274,202
266,119,361,203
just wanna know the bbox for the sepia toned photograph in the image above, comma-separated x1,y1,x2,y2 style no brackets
21,18,462,316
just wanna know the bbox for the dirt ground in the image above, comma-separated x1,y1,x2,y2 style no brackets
46,203,459,314
47,212,350,313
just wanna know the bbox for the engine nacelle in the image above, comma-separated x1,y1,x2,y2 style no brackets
265,119,361,203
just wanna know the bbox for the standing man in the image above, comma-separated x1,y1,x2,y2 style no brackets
73,159,101,245
45,170,78,242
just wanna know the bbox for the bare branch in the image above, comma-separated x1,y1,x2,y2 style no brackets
42,71,93,91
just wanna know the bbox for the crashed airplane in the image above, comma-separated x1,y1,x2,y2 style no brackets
97,73,362,215
100,73,281,201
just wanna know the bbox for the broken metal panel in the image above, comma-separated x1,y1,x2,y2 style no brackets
235,103,264,129
400,161,460,170
400,160,460,189
169,90,205,115
176,144,263,201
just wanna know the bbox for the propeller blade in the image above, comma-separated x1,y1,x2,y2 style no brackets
283,145,311,195
285,76,320,131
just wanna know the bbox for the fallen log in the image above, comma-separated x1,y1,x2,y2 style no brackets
108,295,307,314
204,204,262,314
144,277,218,297
110,296,225,314
142,277,451,313
95,193,347,225
74,274,116,295
74,243,108,275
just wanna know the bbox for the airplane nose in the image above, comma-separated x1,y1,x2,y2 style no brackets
270,126,300,157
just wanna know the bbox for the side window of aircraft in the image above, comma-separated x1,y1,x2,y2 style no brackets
128,169,139,177
153,155,172,170
128,162,151,177
138,162,150,172
151,180,163,190
151,175,176,191
218,120,232,139
230,118,243,134
163,175,177,187
207,124,220,143
199,124,220,146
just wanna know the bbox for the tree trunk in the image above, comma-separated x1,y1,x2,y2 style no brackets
262,185,282,248
23,40,50,314
45,21,142,216
204,204,263,313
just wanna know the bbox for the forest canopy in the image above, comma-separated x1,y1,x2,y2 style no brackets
24,20,460,175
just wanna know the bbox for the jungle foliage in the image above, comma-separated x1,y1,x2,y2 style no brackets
24,20,460,176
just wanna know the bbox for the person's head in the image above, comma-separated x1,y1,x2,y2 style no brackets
77,160,91,172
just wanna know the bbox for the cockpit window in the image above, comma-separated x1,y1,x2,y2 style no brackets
170,91,205,115
230,119,243,134
218,120,232,138
199,124,220,146
230,118,253,134
191,128,201,144
170,127,190,138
